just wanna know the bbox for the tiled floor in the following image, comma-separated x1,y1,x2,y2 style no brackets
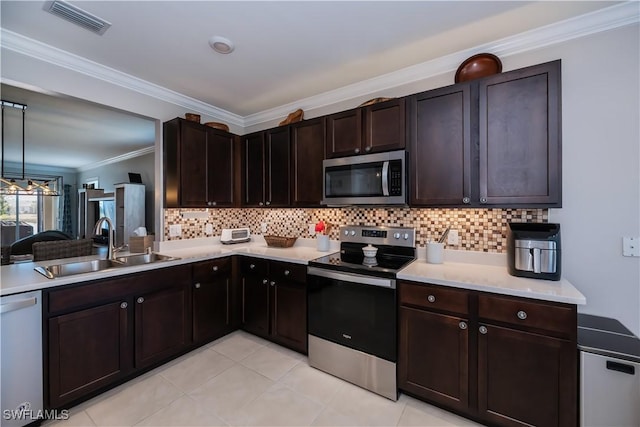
49,331,484,427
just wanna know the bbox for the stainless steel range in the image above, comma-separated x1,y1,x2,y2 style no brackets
307,225,416,401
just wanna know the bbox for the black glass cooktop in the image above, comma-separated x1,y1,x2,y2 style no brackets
308,242,415,279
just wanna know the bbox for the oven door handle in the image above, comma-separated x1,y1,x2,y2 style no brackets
381,161,390,196
307,267,395,289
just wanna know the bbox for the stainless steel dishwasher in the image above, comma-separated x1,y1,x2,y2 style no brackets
578,313,640,427
1,290,43,427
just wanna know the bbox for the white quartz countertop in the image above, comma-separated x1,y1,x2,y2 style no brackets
1,238,586,305
398,249,586,305
0,236,338,297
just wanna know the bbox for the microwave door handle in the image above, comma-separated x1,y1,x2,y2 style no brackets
382,161,390,196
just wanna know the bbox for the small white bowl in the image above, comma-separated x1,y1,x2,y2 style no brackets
362,244,378,257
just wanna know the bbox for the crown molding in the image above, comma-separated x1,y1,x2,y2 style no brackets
2,2,638,131
244,1,640,127
76,146,154,172
1,29,244,128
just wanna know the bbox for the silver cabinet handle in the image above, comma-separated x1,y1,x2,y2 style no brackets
137,297,144,304
365,146,371,152
459,321,467,330
479,326,488,334
250,264,256,269
427,295,436,303
342,333,352,340
262,279,268,284
120,302,128,309
284,270,290,276
266,201,271,206
212,266,218,272
194,283,201,289
259,202,264,206
354,148,360,154
462,197,470,204
480,197,487,204
270,281,276,287
211,201,217,206
517,310,527,320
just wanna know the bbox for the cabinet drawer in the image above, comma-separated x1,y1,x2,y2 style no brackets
240,257,268,276
193,257,231,280
478,294,576,338
399,281,469,315
270,261,306,284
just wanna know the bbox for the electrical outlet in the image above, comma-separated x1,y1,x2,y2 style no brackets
205,223,213,236
622,237,640,257
261,222,268,233
447,229,459,245
169,224,181,237
309,223,316,235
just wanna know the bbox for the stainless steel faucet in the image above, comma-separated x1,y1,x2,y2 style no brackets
93,217,128,260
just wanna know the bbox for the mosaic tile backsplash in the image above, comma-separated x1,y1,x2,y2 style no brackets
164,208,548,253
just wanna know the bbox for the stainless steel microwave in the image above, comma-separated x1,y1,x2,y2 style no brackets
321,150,407,206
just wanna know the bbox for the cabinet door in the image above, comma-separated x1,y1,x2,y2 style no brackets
326,109,362,158
291,118,325,207
180,120,209,207
364,98,406,154
479,60,561,206
241,265,270,338
207,130,237,207
265,127,291,207
192,259,232,344
48,300,131,408
477,324,577,427
135,284,190,369
243,132,266,206
399,306,469,412
270,279,307,354
409,85,472,206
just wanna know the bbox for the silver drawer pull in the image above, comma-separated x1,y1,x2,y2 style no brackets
120,302,128,309
479,326,488,334
250,264,256,269
262,279,268,284
459,321,467,330
342,333,352,340
194,283,201,289
212,266,218,272
427,295,436,303
270,281,276,287
517,310,527,320
284,270,290,276
137,297,144,304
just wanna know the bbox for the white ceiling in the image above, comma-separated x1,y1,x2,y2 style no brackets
0,0,622,169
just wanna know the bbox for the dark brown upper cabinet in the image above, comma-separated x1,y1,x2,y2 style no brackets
243,127,291,207
326,98,405,158
408,83,474,206
163,118,240,208
479,60,561,207
291,118,326,207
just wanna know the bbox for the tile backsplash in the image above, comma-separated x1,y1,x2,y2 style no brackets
164,207,547,253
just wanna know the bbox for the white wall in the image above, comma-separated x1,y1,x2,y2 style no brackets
3,23,638,333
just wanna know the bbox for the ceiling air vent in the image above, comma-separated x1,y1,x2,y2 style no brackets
43,0,112,35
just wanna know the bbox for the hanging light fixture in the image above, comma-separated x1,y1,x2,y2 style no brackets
1,99,60,196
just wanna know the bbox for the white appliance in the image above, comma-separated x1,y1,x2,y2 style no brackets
578,314,640,427
1,290,43,427
220,227,251,244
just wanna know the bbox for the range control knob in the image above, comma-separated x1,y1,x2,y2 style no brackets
344,230,349,236
403,233,409,240
350,230,356,236
393,232,401,239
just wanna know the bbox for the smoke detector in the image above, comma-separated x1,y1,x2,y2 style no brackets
43,0,112,35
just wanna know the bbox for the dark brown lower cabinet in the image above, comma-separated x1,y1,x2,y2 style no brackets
241,258,270,338
398,280,577,427
48,301,131,409
192,258,233,344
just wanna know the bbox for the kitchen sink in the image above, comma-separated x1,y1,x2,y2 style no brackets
34,253,179,279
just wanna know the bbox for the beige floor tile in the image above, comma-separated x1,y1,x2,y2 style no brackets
265,341,306,361
401,395,486,427
135,395,228,426
209,332,268,362
278,364,346,405
240,345,301,381
311,406,368,426
160,348,236,393
85,374,183,426
188,364,273,422
325,381,406,426
46,410,96,427
230,383,323,426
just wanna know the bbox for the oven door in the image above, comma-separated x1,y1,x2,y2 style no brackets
307,267,396,362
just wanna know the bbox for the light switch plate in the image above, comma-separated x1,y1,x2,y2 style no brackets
622,237,639,257
261,222,268,233
447,229,459,245
205,223,213,236
169,224,181,237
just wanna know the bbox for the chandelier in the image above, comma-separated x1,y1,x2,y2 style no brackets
1,99,60,196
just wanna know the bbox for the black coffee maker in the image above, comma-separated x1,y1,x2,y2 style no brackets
507,223,561,281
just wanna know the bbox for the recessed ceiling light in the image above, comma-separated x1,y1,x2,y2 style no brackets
208,36,234,54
